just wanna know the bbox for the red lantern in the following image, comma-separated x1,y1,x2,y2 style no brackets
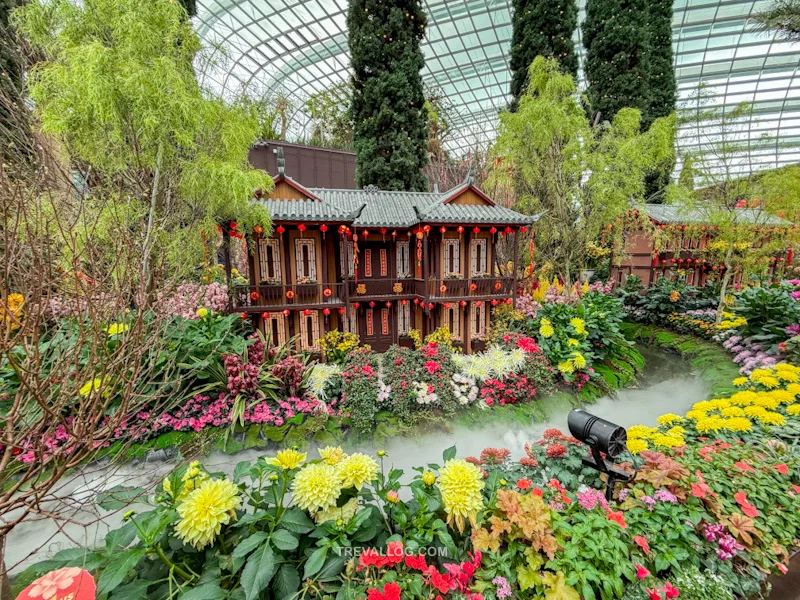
369,301,376,308
380,228,387,235
254,225,263,234
459,301,467,307
283,309,290,316
440,284,447,293
491,299,498,306
320,224,328,233
392,230,398,237
323,308,331,315
277,225,285,234
520,226,528,233
423,225,431,233
298,224,307,232
490,227,497,234
476,301,483,307
470,283,478,291
505,298,512,304
473,227,480,234
494,281,502,291
230,221,238,230
505,227,513,234
338,307,345,314
286,290,295,299
261,312,270,319
401,299,408,305
362,229,369,237
427,303,434,310
354,302,361,309
303,308,311,316
339,225,347,234
413,298,420,305
457,226,464,233
250,291,260,301
440,226,447,233
241,312,248,319
385,301,391,308
323,288,332,297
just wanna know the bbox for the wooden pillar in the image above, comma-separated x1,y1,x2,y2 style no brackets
512,230,519,308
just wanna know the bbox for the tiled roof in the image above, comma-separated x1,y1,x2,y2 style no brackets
259,184,540,228
644,204,789,226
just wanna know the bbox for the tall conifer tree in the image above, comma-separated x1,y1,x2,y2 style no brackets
509,0,578,109
348,0,429,191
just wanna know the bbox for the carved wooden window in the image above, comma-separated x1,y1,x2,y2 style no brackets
262,313,287,347
294,238,317,281
471,303,487,339
345,306,358,335
364,249,372,277
398,302,411,334
443,239,461,277
341,240,355,277
470,238,488,276
443,304,460,340
258,239,282,282
396,241,411,278
299,311,320,351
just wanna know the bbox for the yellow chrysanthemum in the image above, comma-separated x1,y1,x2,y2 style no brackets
733,377,750,387
776,370,800,383
337,453,378,490
786,383,800,397
758,412,786,426
164,461,208,503
754,396,781,410
721,406,746,417
268,449,307,470
786,403,800,416
706,399,732,410
666,426,686,436
775,363,800,373
292,463,343,513
695,416,726,434
744,405,768,418
729,391,759,406
558,361,574,374
539,319,554,339
626,438,649,455
319,446,346,465
657,413,684,426
106,323,129,336
567,338,580,347
652,433,685,448
570,318,587,335
571,353,587,369
437,459,485,533
750,371,780,389
750,368,775,380
175,478,241,549
627,425,658,439
685,409,707,421
196,307,208,319
723,417,752,432
314,496,359,524
765,390,795,405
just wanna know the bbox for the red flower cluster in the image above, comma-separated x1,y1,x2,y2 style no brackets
480,373,537,407
479,447,511,465
545,443,568,458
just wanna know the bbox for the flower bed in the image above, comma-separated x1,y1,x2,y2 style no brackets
18,364,800,600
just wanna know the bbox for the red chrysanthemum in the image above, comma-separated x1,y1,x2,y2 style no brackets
543,428,563,440
545,443,568,458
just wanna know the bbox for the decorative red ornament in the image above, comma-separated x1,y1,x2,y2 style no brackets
298,224,307,232
491,299,498,306
241,312,248,319
505,226,513,234
338,307,345,314
339,225,347,234
254,225,263,234
476,301,483,307
490,227,497,234
440,284,447,293
505,298,513,304
320,224,328,233
460,300,467,307
440,226,447,233
261,312,270,319
250,291,260,301
401,299,408,305
286,290,295,299
323,287,332,297
494,281,502,291
413,298,420,305
423,225,431,233
457,226,464,233
473,227,480,234
230,221,238,230
428,303,434,310
276,225,286,234
283,309,291,316
385,301,391,308
444,302,451,308
369,301,376,308
354,302,361,309
303,308,311,316
392,230,398,237
520,226,528,233
323,308,331,315
470,283,478,291
362,230,369,237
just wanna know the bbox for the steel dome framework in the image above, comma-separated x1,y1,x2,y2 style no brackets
194,0,800,176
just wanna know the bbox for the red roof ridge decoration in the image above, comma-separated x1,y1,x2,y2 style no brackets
442,183,496,207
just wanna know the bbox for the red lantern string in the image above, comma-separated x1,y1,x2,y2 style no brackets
283,309,290,316
261,312,270,319
323,308,331,316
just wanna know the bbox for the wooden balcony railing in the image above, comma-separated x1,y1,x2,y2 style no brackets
427,277,514,299
231,283,345,310
347,278,425,299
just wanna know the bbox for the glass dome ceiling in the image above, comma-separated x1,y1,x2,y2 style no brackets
194,0,800,176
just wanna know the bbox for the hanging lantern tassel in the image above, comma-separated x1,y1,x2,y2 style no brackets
320,224,328,240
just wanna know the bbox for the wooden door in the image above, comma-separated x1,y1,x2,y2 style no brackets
359,306,394,352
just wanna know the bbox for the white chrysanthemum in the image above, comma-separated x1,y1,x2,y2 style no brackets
307,364,341,401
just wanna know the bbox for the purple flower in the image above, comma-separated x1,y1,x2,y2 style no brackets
786,324,800,336
493,576,512,599
642,496,656,510
654,489,678,503
577,487,609,511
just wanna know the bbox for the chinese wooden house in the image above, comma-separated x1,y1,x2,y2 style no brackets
232,160,539,354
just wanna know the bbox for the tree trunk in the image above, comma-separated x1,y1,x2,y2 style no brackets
1,536,12,600
715,245,735,324
141,144,163,300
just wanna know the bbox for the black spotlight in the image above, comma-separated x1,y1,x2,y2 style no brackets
568,409,635,500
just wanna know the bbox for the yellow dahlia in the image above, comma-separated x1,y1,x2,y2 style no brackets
753,374,780,389
775,363,800,373
570,318,587,335
437,459,485,533
626,438,649,455
758,412,786,426
338,453,379,490
319,446,346,465
539,319,554,339
292,463,342,512
268,449,307,470
733,377,750,387
657,413,684,426
422,470,436,486
786,404,800,416
175,478,241,549
164,461,208,503
723,417,752,432
314,496,359,524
